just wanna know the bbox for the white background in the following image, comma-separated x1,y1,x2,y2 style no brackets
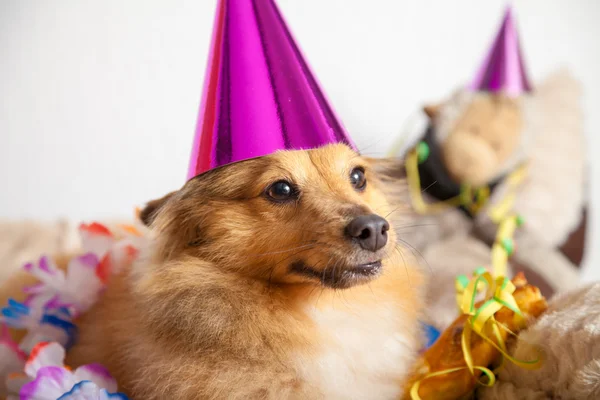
1,0,599,280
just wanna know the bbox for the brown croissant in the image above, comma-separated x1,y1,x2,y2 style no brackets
404,273,547,400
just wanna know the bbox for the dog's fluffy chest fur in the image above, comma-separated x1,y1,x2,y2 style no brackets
296,289,420,399
60,250,423,399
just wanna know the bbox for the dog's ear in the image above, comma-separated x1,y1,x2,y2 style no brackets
366,157,406,184
365,157,409,209
140,191,177,227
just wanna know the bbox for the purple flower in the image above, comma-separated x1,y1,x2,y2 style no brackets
23,254,105,316
14,342,127,400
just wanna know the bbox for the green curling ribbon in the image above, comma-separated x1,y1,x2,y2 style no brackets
416,142,430,164
474,266,487,276
501,238,514,255
516,215,525,227
456,274,470,289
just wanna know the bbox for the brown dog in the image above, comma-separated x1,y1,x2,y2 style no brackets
2,144,423,399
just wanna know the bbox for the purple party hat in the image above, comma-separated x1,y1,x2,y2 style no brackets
187,0,355,179
468,6,532,97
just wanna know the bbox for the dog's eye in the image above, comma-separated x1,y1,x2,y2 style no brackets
350,167,367,191
266,180,298,202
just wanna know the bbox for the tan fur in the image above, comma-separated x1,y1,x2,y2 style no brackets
426,93,523,187
1,144,423,399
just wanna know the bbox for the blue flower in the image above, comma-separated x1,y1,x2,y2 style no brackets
56,380,129,400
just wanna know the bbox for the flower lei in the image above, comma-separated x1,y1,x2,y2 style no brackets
0,221,145,400
405,143,542,399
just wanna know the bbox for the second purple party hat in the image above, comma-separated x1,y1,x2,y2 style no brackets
187,0,355,179
469,6,532,97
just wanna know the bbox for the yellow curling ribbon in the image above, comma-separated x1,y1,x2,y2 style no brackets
409,366,497,400
406,150,466,213
487,163,527,223
455,274,471,311
411,268,542,399
405,149,491,215
404,142,527,219
406,142,540,399
455,267,489,311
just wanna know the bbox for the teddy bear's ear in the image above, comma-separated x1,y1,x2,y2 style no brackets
423,104,441,120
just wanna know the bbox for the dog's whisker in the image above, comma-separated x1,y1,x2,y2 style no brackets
267,263,277,292
314,257,333,307
316,256,338,303
248,242,318,257
265,245,323,290
355,138,390,155
306,256,328,302
396,239,432,275
394,223,439,230
421,180,438,193
366,282,375,297
288,228,328,236
326,259,339,307
373,202,409,209
330,257,339,289
273,247,316,268
392,244,413,290
384,205,407,219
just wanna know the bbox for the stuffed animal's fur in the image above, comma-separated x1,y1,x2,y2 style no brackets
479,283,600,400
425,90,525,188
478,69,586,249
1,144,425,399
414,69,585,252
403,70,585,330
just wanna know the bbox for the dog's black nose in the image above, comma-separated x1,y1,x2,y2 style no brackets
345,214,389,252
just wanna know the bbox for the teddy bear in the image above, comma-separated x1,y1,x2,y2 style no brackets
392,7,587,330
